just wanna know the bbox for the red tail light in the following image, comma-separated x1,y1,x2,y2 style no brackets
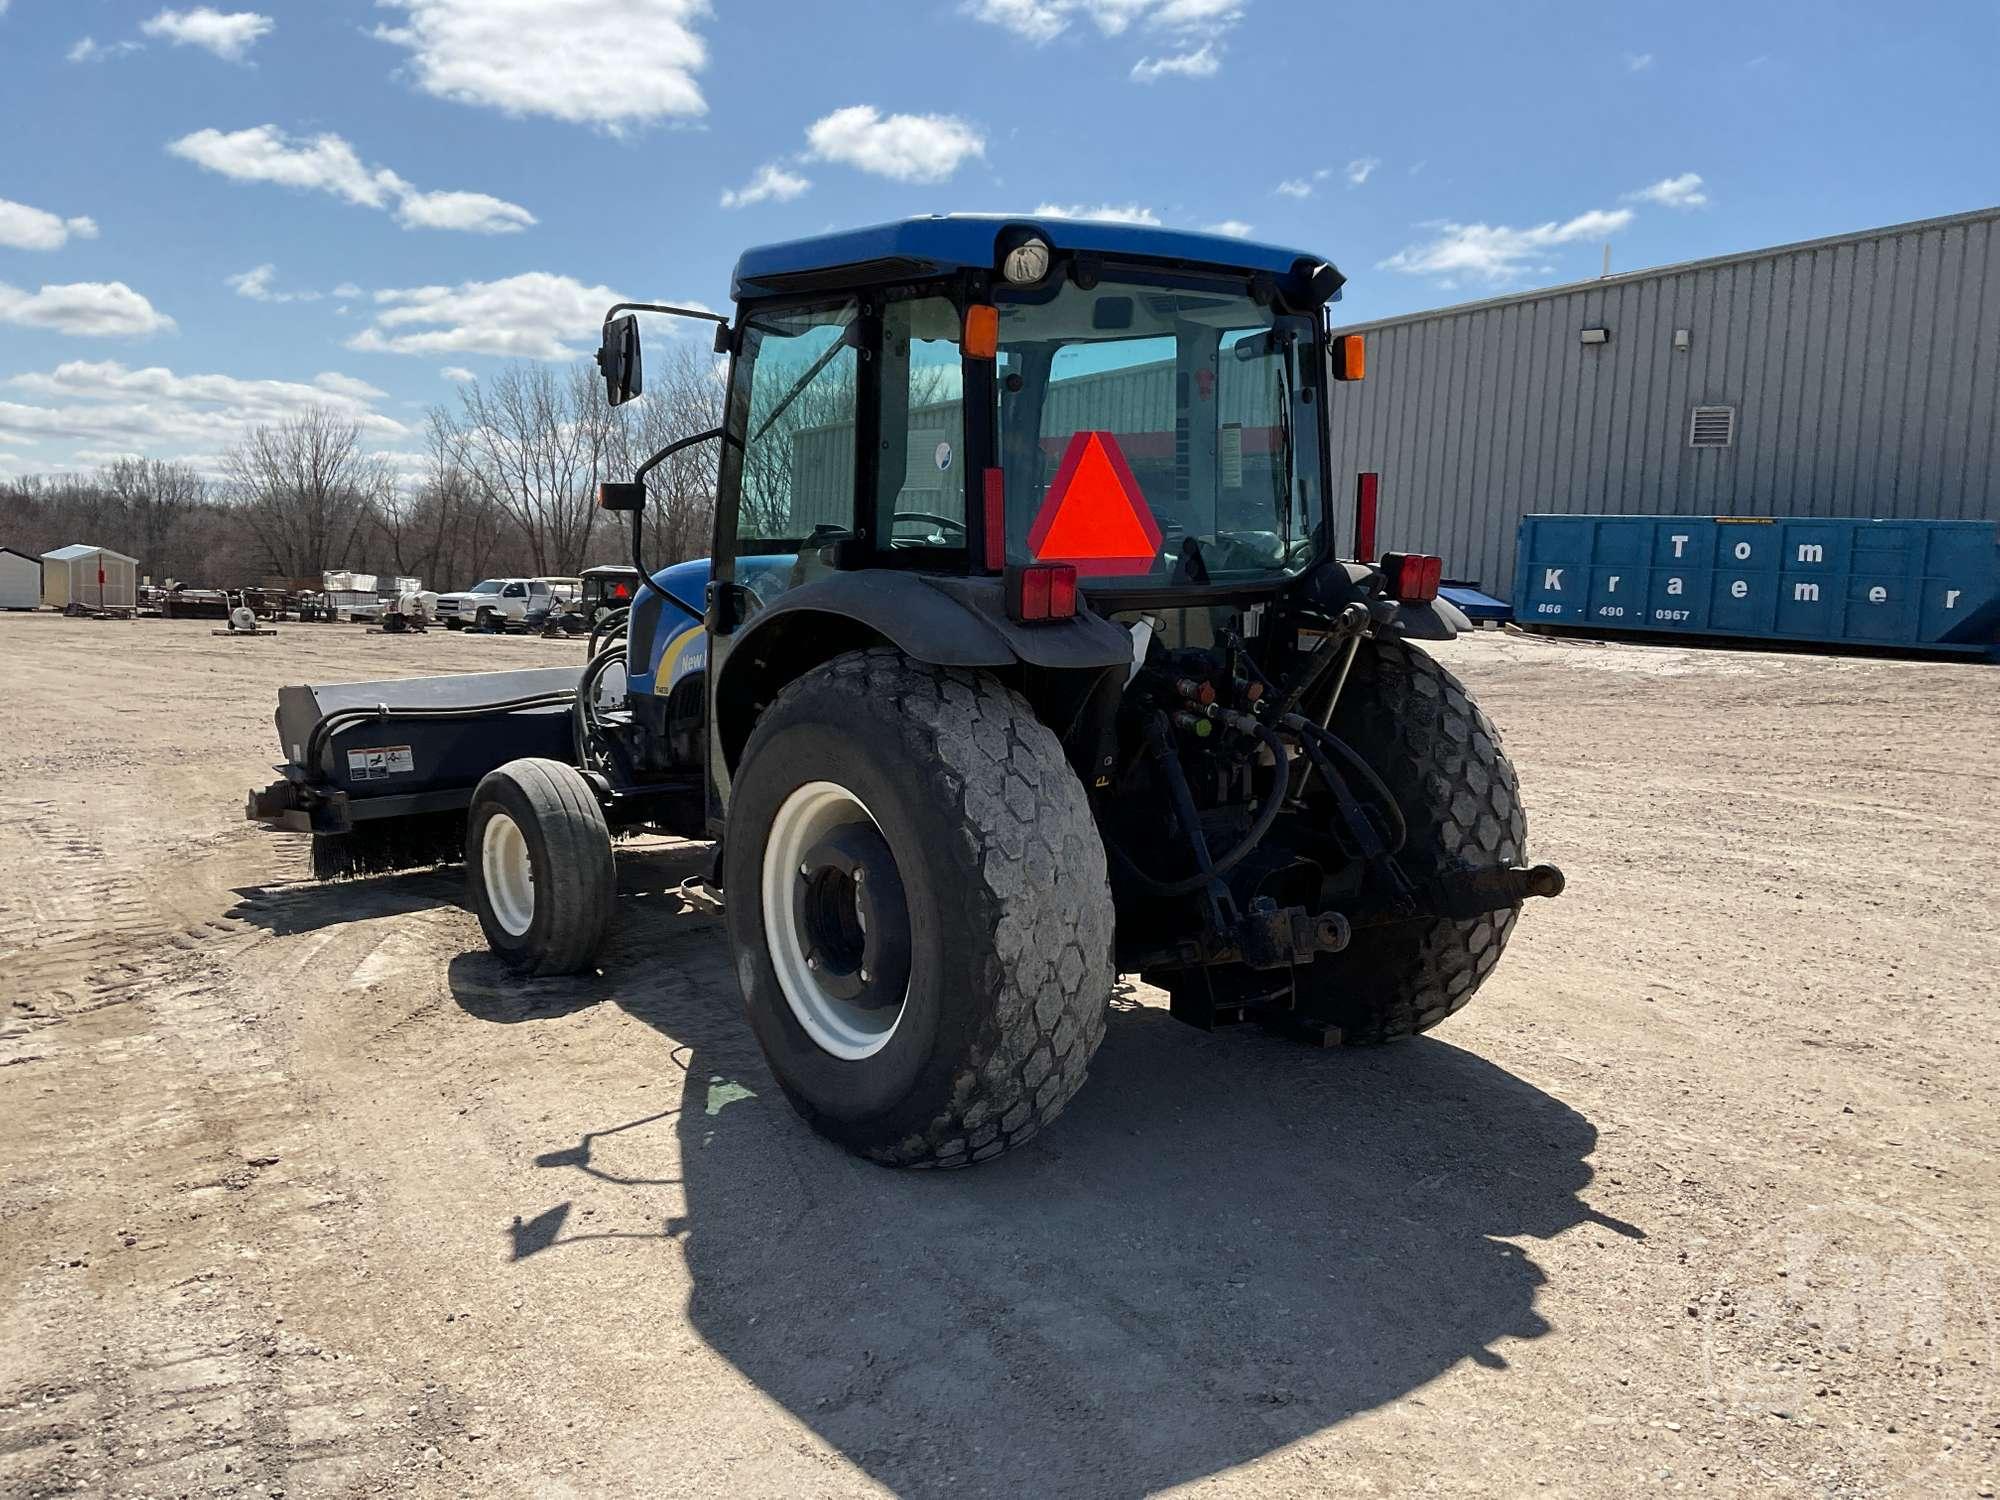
1006,562,1079,623
1382,551,1443,604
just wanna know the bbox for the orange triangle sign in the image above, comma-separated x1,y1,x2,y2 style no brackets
1026,431,1163,577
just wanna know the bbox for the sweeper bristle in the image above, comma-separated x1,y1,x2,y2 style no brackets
311,813,465,881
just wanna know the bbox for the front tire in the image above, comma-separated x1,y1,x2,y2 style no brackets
1295,638,1528,1042
723,649,1114,1168
466,758,615,975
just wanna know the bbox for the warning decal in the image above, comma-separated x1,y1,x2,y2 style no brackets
1025,430,1163,577
347,745,415,782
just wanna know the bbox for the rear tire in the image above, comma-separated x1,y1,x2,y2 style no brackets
723,648,1115,1168
1295,638,1528,1042
466,758,615,976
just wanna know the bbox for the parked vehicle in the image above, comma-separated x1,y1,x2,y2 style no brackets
249,217,1564,1169
436,578,559,631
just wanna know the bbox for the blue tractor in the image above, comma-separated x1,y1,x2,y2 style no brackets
249,217,1563,1168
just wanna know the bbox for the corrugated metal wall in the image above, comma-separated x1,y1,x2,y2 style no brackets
1330,207,2000,597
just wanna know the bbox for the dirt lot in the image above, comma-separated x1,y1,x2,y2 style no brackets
1,612,1995,1499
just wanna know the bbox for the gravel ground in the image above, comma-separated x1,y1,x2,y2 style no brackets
1,612,1995,1499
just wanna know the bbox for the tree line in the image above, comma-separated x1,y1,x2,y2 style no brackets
0,345,723,590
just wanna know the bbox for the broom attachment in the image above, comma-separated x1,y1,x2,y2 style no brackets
311,811,466,881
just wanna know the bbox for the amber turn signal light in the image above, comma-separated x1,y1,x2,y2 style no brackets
1331,333,1365,382
964,304,1000,360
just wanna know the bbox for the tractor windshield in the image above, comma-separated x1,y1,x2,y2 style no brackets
994,275,1323,589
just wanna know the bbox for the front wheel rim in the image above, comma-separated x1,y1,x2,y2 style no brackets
481,811,535,937
761,781,909,1061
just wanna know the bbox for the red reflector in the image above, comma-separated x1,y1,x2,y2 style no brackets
1382,551,1442,604
1354,472,1379,563
983,467,1006,572
1006,563,1078,623
1025,431,1162,576
1046,565,1078,619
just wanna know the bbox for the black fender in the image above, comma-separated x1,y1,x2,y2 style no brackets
714,570,1132,770
1293,558,1467,641
1383,597,1471,641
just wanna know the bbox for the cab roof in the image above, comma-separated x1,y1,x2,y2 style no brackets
731,214,1337,303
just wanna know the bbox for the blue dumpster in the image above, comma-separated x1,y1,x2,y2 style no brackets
1514,515,2000,657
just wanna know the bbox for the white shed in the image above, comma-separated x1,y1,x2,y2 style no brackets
41,543,138,611
0,547,41,610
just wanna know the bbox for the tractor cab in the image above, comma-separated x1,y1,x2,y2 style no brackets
595,217,1385,811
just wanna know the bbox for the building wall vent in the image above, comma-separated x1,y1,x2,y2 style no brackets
1689,405,1737,449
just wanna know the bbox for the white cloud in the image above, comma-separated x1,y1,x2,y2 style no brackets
0,282,176,338
375,0,710,129
225,264,322,303
331,282,364,299
1624,51,1654,71
1345,156,1380,186
1628,171,1708,210
1131,41,1219,81
67,36,145,62
1204,219,1254,238
347,272,636,360
140,8,274,61
166,125,535,234
1033,202,1162,226
1380,208,1635,282
0,198,100,251
168,126,404,207
312,372,388,401
720,163,812,209
806,106,985,184
966,0,1243,41
0,360,408,457
394,189,537,234
441,366,475,383
1275,177,1312,199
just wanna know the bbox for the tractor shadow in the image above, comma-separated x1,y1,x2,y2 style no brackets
447,845,1639,1499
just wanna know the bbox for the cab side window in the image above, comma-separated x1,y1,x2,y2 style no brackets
735,301,860,554
874,296,965,552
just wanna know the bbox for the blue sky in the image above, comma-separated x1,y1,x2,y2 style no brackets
0,0,1994,478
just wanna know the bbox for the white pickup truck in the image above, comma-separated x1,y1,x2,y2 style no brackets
435,577,578,630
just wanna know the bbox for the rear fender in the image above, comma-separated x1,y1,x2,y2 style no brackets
714,570,1131,770
1295,558,1466,640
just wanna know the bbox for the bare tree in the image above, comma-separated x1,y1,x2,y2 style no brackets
222,407,391,580
448,363,616,576
104,457,204,581
372,410,523,587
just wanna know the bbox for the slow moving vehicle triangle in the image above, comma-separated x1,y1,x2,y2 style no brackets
1027,430,1163,577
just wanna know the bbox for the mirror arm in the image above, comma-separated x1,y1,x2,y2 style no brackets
602,301,728,329
633,425,728,486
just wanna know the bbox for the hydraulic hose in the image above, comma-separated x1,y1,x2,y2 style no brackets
1106,713,1293,899
1280,712,1408,856
304,691,578,775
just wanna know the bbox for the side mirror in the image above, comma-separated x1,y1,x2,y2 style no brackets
597,314,643,406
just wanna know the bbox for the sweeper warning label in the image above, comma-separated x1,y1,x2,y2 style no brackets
347,745,414,782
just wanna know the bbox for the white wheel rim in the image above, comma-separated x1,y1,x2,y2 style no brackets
761,780,907,1061
481,811,535,937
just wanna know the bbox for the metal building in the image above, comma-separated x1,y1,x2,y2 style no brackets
1329,206,2000,600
